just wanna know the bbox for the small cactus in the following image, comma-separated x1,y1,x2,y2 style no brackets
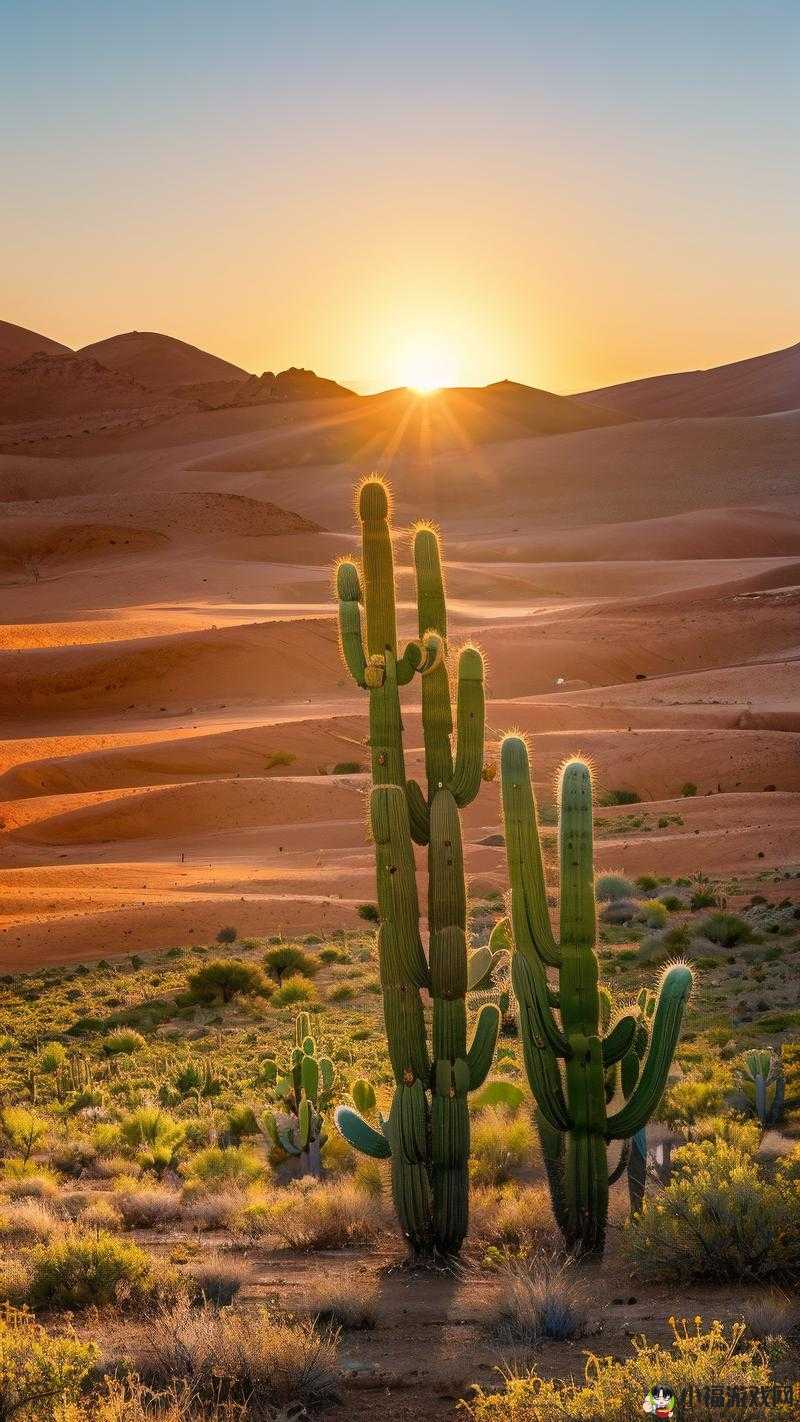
734,1048,785,1127
261,1013,337,1176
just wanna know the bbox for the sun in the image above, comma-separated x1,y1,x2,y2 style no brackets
394,336,458,394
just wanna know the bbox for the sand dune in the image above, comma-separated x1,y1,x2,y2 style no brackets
78,330,250,390
0,320,72,366
1,333,799,965
579,338,800,419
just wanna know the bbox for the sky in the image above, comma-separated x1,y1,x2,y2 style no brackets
2,0,799,393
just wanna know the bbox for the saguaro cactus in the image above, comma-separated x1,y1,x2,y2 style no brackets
333,478,500,1255
500,734,692,1256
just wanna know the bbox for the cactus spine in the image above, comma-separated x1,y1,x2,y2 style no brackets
500,735,693,1256
333,478,500,1255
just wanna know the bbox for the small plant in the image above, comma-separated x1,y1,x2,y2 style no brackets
734,1048,786,1126
185,1250,249,1305
0,1306,98,1420
103,1028,147,1056
305,1274,377,1329
681,781,699,796
187,958,270,1004
272,973,317,1006
182,1145,266,1193
594,873,635,902
27,1230,178,1311
119,1108,186,1175
0,1108,46,1162
490,1254,590,1345
640,898,668,929
357,902,379,922
263,944,320,982
332,761,364,774
261,1012,339,1176
599,788,641,806
699,912,754,947
470,1107,536,1186
216,926,238,944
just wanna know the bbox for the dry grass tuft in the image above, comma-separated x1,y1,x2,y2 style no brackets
304,1273,377,1329
184,1249,249,1306
489,1253,591,1345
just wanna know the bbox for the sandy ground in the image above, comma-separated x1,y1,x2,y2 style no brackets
1,396,799,969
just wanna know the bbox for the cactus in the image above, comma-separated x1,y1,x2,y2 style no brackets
499,734,693,1257
261,1013,336,1177
333,478,500,1255
734,1048,785,1127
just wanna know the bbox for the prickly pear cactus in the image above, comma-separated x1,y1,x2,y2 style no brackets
499,734,693,1257
333,478,500,1255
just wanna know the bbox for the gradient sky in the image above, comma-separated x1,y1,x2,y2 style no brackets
3,0,799,392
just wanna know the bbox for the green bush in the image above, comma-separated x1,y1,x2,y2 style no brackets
187,959,270,1004
599,788,641,806
626,1135,800,1282
594,873,635,902
182,1145,266,1192
37,1042,67,1074
698,912,754,947
357,903,379,922
272,974,317,1007
262,945,320,982
27,1230,177,1311
0,1306,98,1420
1,1109,46,1162
640,898,668,929
119,1108,186,1174
216,926,238,944
470,1107,536,1186
103,1027,147,1056
680,781,698,796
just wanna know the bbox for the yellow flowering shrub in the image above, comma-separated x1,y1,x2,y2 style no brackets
464,1318,795,1421
0,1303,97,1420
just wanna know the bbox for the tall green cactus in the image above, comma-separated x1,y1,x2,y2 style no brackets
333,478,500,1255
499,734,693,1257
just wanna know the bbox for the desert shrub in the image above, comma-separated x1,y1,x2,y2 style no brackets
332,761,363,774
738,1293,800,1341
226,1104,260,1142
119,1108,186,1174
660,892,685,911
49,1138,98,1178
305,1274,377,1329
114,1186,182,1230
470,1107,536,1186
215,925,238,943
357,903,380,923
272,973,317,1006
490,1255,589,1344
328,983,355,1002
187,958,269,1004
263,944,320,982
80,1198,123,1233
690,888,718,910
27,1230,182,1312
599,788,641,806
594,873,635,902
625,1136,800,1282
259,1179,384,1249
698,912,754,947
103,1028,147,1056
182,1145,266,1192
0,1108,46,1162
181,1191,240,1233
0,1198,62,1243
184,1249,249,1305
0,1166,59,1200
0,1305,98,1420
127,1300,339,1412
681,781,699,797
465,1318,795,1420
660,1057,733,1127
38,1042,67,1074
640,898,668,929
470,1184,554,1252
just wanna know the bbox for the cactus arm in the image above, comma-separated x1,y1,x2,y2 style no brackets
607,1137,631,1185
449,647,485,808
397,632,446,686
755,1072,767,1125
513,951,571,1058
405,778,430,845
513,957,572,1132
334,1105,392,1159
602,1014,637,1068
413,526,454,793
606,964,693,1139
466,1003,501,1089
500,736,561,967
336,560,367,688
360,478,397,656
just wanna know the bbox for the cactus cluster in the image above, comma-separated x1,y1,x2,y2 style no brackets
262,1012,336,1177
333,479,500,1255
499,735,693,1256
735,1048,785,1127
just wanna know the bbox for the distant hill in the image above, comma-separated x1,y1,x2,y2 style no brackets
0,352,162,422
78,330,250,391
0,320,72,367
578,340,800,419
182,366,355,408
